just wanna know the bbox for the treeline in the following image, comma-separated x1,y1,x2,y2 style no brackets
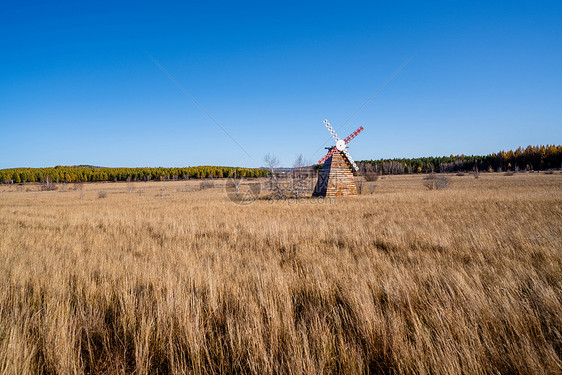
2,145,560,183
358,145,561,175
0,166,268,184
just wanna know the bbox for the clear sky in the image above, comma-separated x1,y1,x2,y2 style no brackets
1,1,561,168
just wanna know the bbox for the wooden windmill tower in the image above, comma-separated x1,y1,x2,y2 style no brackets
313,119,364,197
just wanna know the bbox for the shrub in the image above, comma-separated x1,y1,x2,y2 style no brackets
423,174,449,190
364,172,380,182
200,180,215,190
40,176,57,191
356,179,364,194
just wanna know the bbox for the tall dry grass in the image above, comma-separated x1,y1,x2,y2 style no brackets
0,174,561,374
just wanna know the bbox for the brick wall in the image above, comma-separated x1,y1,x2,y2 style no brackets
312,149,358,197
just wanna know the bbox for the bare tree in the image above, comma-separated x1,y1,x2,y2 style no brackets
264,153,284,199
126,176,133,193
381,161,404,175
75,181,84,199
291,154,311,199
40,175,57,191
227,169,241,196
356,178,364,194
357,163,379,195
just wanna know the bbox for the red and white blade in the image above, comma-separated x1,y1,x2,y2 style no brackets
344,126,364,144
318,147,337,164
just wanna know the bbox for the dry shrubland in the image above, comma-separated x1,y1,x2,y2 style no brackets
0,173,561,374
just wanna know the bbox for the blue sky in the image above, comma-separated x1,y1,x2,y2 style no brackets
1,1,561,168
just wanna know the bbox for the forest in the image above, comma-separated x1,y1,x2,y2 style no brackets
0,165,268,184
1,144,560,183
358,144,561,174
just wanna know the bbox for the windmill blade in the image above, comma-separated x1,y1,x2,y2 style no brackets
342,148,359,172
323,119,340,142
344,126,364,144
318,147,337,165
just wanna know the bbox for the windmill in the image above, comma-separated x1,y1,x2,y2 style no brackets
312,119,364,197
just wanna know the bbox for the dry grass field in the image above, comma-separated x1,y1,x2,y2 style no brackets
0,173,561,374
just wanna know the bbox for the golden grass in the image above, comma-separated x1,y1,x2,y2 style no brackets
0,173,561,374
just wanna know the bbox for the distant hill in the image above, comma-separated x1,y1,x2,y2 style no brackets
71,165,105,169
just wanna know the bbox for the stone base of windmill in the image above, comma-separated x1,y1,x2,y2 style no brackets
312,150,358,197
